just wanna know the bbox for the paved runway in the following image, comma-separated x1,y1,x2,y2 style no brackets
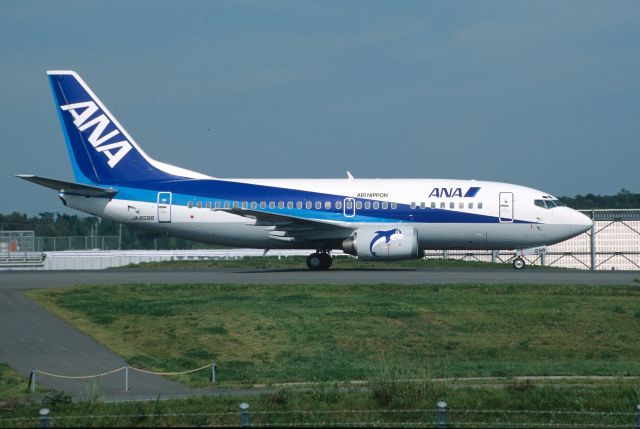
0,288,193,401
1,267,638,291
0,268,637,401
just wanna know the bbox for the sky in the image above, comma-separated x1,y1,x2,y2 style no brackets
0,0,639,215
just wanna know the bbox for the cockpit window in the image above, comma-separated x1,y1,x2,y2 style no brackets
535,199,564,209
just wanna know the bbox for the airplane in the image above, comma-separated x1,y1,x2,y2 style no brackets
18,70,593,270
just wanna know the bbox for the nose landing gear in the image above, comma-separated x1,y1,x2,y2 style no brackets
306,252,333,270
512,257,525,270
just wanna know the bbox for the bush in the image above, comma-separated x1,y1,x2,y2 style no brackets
369,363,449,407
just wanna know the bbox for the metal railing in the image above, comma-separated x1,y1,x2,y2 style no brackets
6,401,640,428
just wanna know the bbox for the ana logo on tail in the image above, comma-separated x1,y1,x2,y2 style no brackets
369,228,404,256
60,101,132,168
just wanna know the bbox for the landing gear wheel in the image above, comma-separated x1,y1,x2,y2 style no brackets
306,253,332,270
321,253,333,269
512,257,525,270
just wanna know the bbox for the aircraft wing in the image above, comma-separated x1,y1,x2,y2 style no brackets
16,175,117,198
219,208,355,242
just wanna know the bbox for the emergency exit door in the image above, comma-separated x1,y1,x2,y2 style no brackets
343,198,356,217
499,192,514,223
157,192,172,223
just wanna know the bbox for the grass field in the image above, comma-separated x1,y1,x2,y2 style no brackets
28,283,640,389
3,380,640,427
0,364,33,402
120,255,554,270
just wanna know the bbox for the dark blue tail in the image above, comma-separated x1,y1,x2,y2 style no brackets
47,70,204,185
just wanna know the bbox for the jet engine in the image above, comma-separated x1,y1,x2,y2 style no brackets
342,226,420,260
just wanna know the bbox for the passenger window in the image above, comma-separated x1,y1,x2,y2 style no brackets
315,201,321,209
206,201,211,209
410,202,416,209
233,201,239,209
468,202,473,209
373,201,379,209
251,201,257,209
269,201,275,209
391,202,397,209
420,202,426,209
325,201,331,209
197,201,202,208
278,201,284,209
188,201,193,208
356,201,363,209
260,201,266,209
431,202,436,209
478,202,483,209
242,201,248,209
346,200,353,209
382,201,388,209
296,201,303,209
287,201,293,209
214,201,220,209
336,201,343,210
224,201,230,209
364,201,371,209
459,202,464,209
440,202,445,209
306,201,312,209
449,202,455,209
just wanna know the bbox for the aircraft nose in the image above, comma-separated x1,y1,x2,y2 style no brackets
572,210,593,234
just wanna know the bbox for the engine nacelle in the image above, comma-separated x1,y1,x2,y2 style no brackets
342,226,420,261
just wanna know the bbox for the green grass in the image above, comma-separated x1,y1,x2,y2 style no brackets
0,364,32,402
28,283,640,388
119,255,558,270
2,381,640,427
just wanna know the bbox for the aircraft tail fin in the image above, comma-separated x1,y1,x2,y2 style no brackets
47,70,209,185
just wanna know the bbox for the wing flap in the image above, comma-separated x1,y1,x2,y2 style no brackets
218,208,354,242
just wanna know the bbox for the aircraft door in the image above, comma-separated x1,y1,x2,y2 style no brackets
499,192,514,223
344,198,355,217
157,192,172,223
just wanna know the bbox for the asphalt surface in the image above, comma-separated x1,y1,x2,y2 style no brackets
1,267,638,290
0,268,637,401
0,287,196,401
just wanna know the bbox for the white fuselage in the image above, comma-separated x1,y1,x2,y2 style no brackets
61,178,592,251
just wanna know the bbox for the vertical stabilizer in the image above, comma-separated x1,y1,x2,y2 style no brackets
47,70,209,185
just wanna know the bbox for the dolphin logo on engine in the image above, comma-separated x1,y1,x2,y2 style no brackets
369,228,404,256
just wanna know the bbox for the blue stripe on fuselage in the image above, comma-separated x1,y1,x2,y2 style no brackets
111,179,533,224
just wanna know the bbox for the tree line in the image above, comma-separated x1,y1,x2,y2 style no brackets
558,189,640,210
0,189,637,250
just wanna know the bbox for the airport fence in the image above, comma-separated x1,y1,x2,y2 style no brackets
0,231,120,255
0,233,121,269
3,402,640,428
33,235,121,252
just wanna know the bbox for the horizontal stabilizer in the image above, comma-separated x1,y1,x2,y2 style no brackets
16,175,117,198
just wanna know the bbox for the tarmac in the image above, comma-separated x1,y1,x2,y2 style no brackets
0,268,637,401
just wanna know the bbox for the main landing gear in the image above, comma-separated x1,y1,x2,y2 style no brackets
306,252,333,270
512,257,525,270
